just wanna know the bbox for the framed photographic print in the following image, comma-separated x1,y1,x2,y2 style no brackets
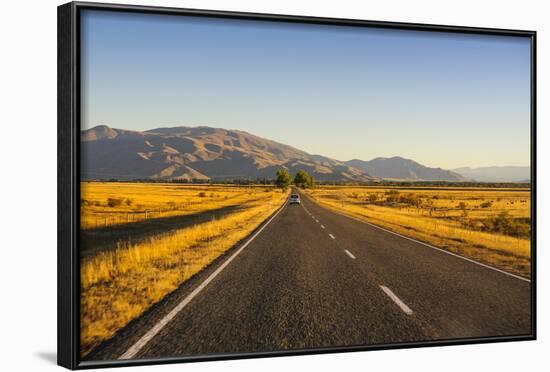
58,1,536,369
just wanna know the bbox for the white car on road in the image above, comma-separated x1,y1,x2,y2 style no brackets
289,194,301,204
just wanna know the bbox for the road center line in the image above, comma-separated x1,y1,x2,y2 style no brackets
380,285,413,315
329,233,335,240
345,249,356,259
320,225,325,229
118,202,287,360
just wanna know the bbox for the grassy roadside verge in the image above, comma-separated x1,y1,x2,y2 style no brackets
304,189,530,279
80,191,287,356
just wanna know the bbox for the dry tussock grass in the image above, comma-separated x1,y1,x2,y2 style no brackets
80,182,276,229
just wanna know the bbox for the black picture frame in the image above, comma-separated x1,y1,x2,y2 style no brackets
58,1,537,369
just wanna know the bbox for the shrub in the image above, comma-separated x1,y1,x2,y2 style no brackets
480,201,493,208
472,212,531,238
491,211,514,234
367,193,378,203
107,198,123,208
399,193,422,207
458,202,469,218
125,198,133,206
198,191,207,198
385,190,400,203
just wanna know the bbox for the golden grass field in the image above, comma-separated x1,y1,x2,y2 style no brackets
80,182,288,356
305,186,531,278
80,182,275,229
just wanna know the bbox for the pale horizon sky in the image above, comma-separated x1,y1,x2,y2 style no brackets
81,10,532,169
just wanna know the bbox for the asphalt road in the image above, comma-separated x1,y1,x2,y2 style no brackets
87,187,532,362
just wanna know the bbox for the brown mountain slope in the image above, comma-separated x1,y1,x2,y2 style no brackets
81,125,377,182
345,157,469,182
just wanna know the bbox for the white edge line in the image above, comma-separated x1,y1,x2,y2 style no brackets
345,249,356,259
380,285,413,315
119,201,287,360
303,195,530,283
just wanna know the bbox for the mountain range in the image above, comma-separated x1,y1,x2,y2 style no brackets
345,157,467,182
452,166,530,183
80,125,526,183
81,125,376,182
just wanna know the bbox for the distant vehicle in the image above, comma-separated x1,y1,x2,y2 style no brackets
289,194,301,204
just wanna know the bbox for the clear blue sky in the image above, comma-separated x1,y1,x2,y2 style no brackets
81,10,531,169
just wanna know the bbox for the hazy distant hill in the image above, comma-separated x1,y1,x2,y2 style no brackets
345,157,468,182
452,166,530,183
81,125,377,182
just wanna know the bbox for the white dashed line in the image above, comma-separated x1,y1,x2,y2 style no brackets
320,225,325,229
345,249,356,259
329,234,335,240
321,203,530,283
380,285,413,315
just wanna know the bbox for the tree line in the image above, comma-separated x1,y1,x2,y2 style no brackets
275,169,314,190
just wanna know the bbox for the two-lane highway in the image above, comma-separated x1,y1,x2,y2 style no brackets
87,187,531,362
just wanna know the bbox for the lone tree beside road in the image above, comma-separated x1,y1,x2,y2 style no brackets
294,170,314,189
275,169,291,190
